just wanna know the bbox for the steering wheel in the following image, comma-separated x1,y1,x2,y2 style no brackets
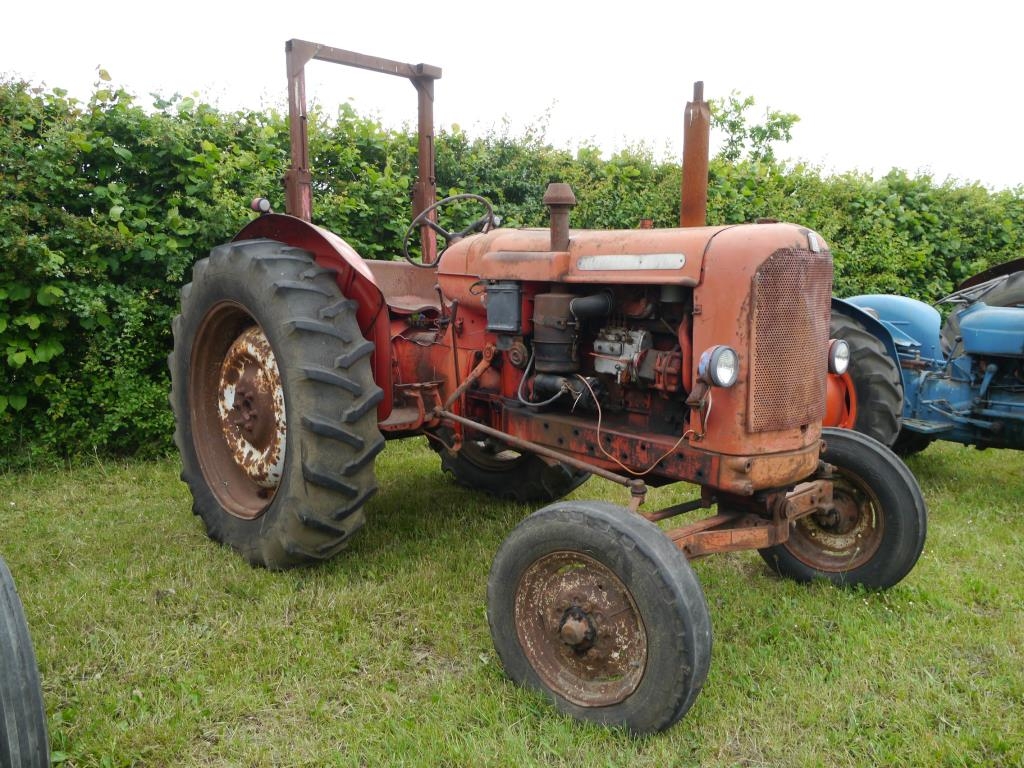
402,193,496,269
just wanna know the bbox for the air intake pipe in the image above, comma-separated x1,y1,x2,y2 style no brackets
543,183,577,251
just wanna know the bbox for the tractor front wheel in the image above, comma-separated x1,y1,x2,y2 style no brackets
170,239,384,568
487,501,712,734
759,428,927,589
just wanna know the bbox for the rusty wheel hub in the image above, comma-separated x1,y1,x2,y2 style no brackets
190,303,287,521
217,326,287,490
788,476,883,571
514,551,647,708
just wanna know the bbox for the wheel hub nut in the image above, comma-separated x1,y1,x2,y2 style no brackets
559,607,596,652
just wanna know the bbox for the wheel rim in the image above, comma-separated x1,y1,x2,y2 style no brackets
824,372,857,429
190,302,285,520
785,467,885,572
514,551,647,707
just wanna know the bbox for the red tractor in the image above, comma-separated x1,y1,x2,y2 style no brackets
169,41,927,734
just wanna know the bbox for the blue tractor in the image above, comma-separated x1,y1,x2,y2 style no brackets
827,258,1024,454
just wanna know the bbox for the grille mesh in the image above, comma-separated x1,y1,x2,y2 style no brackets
748,248,833,432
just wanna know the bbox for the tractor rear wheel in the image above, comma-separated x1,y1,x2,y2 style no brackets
170,239,384,569
0,555,50,768
758,428,927,589
487,501,712,734
432,437,589,503
828,311,903,447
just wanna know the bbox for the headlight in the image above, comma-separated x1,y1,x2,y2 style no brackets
828,339,850,375
698,345,739,388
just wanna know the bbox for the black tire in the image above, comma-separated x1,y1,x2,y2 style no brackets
170,239,384,569
432,436,590,503
0,555,49,768
829,311,904,446
758,428,927,589
488,501,712,734
892,430,934,457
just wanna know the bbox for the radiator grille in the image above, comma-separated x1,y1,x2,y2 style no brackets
748,248,833,432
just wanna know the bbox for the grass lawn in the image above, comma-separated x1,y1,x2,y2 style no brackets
2,438,1021,767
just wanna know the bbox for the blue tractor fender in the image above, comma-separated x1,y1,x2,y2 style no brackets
831,296,907,369
841,294,943,365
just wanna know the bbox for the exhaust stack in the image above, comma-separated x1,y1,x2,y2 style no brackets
680,81,710,227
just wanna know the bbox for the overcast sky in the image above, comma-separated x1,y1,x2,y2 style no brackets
3,1,1020,191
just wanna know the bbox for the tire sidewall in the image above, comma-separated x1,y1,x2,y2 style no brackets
0,555,50,768
487,501,711,734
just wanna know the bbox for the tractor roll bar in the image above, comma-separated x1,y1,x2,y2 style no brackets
284,39,443,263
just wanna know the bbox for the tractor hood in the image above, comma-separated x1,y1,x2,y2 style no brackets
438,226,723,286
957,302,1024,357
954,256,1024,292
438,222,825,292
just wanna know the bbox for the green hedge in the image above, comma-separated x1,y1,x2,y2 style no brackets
1,79,1021,467
0,80,287,465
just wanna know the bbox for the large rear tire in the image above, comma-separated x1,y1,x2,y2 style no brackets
170,239,384,568
758,428,927,589
828,311,903,447
432,436,589,503
0,555,49,768
488,501,712,734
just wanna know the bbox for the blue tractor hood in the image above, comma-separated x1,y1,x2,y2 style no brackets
956,303,1024,357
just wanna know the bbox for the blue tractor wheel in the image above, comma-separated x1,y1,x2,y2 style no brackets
828,311,903,447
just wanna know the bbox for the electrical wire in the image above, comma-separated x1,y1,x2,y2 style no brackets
392,329,443,347
700,389,713,434
574,374,705,477
517,351,567,408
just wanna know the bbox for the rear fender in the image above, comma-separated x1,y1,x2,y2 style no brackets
235,214,392,419
842,295,941,363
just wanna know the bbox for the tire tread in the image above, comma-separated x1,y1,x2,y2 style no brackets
169,238,382,568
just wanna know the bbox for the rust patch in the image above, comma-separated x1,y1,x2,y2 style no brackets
514,551,647,707
783,471,885,572
217,326,287,489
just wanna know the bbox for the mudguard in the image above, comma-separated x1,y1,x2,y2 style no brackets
234,213,393,418
844,294,942,364
830,297,906,366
